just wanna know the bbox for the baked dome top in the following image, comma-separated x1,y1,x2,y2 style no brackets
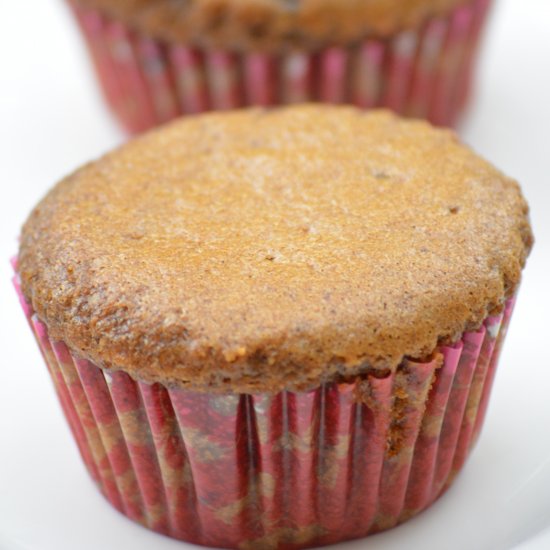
19,105,532,392
73,0,470,51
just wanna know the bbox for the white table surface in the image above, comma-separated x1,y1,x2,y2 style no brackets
1,1,549,549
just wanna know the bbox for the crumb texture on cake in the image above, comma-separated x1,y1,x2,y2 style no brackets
19,105,532,393
72,0,470,51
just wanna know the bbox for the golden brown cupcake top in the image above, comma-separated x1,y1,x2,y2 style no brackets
19,106,532,393
74,0,470,51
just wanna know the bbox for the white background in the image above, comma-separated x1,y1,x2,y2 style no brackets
0,1,549,549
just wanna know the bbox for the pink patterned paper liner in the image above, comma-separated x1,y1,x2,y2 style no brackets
12,261,513,549
68,0,491,134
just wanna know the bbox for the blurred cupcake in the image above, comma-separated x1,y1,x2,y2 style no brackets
14,105,532,548
67,0,493,133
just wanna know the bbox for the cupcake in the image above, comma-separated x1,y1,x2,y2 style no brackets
14,105,532,548
67,0,493,133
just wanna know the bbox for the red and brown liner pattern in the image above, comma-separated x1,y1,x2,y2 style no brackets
13,264,513,549
68,0,492,134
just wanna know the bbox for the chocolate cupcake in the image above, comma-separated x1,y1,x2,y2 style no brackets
14,105,532,548
68,0,492,133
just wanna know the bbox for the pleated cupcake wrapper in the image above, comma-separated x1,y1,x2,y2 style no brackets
68,0,491,134
12,258,514,548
